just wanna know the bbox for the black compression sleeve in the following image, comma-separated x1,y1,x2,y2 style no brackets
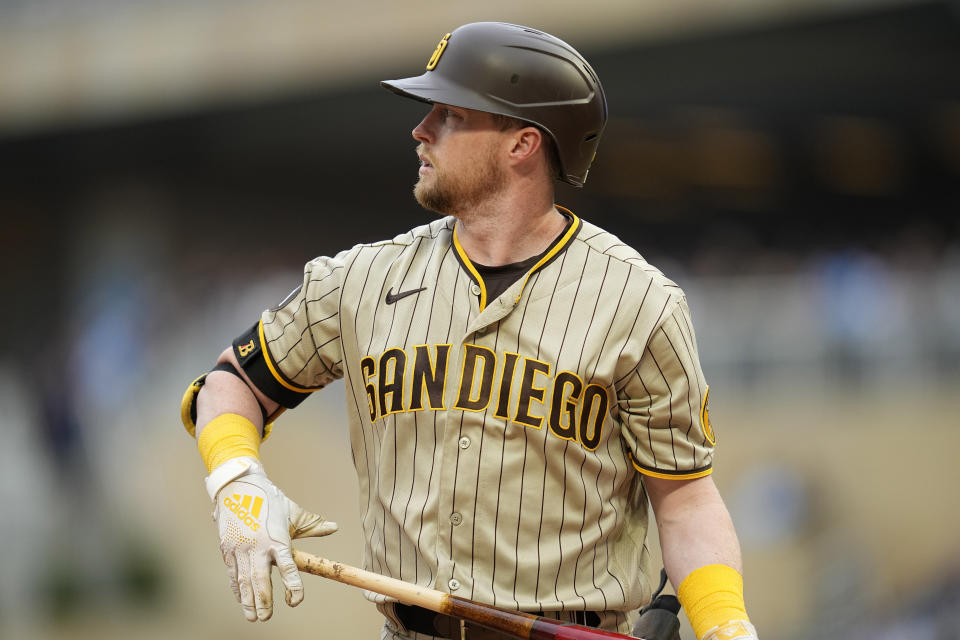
231,322,314,409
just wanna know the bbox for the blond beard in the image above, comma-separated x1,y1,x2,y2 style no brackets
414,151,506,218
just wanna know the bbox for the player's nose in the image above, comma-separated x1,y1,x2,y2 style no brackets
412,119,431,144
412,107,438,144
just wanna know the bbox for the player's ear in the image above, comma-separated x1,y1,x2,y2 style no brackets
506,126,543,166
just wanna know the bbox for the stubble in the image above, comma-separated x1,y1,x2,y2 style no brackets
414,146,506,218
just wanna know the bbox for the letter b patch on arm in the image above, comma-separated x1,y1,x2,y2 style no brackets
232,322,315,409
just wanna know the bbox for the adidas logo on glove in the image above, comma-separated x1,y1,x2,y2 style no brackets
224,493,264,531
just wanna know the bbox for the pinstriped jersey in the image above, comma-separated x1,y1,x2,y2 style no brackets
258,211,714,633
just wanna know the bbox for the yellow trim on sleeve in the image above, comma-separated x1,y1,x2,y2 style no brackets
677,564,750,640
452,226,488,311
258,320,322,393
628,451,714,479
197,413,260,473
637,466,714,480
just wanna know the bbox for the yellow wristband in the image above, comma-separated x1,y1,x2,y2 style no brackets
677,564,750,640
197,413,261,473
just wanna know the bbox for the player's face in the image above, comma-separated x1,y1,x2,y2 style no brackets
411,104,508,216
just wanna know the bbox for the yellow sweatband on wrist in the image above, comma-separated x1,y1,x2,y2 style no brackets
677,564,750,640
196,413,261,473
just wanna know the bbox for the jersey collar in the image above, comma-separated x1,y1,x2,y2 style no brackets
452,206,582,312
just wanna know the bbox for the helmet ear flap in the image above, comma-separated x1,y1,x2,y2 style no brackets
381,22,607,187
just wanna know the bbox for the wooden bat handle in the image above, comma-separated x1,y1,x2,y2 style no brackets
292,549,638,640
292,548,448,611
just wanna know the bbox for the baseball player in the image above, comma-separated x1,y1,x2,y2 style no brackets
181,22,758,640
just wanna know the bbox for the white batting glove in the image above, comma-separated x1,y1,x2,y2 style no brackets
206,456,338,622
702,620,759,640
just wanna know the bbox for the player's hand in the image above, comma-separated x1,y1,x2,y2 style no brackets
206,456,338,622
702,620,759,640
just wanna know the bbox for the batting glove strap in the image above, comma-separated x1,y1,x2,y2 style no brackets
702,620,758,640
205,456,261,501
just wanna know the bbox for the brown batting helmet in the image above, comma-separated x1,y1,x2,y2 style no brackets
381,22,608,187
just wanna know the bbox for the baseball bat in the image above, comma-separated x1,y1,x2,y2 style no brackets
292,548,640,640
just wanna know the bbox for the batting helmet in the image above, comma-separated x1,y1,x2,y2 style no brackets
381,22,608,187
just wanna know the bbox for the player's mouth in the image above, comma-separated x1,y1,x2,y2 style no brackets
417,148,435,175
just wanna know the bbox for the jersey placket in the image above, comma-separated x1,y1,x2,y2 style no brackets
437,215,581,596
432,262,514,594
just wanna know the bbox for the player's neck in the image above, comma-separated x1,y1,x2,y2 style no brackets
454,193,565,266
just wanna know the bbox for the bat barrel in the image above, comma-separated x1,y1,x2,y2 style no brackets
446,595,539,638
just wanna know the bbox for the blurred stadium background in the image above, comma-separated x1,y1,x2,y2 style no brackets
1,0,958,638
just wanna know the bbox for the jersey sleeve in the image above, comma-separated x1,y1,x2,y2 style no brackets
618,297,715,479
259,254,346,394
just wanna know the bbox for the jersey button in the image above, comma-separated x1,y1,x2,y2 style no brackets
449,512,463,526
470,283,482,296
458,437,471,450
448,578,461,591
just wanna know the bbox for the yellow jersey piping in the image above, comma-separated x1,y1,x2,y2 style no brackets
450,207,581,312
514,208,581,305
628,451,714,480
258,320,322,393
452,225,489,311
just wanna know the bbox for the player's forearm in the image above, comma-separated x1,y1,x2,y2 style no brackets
196,372,263,436
651,477,743,585
647,475,755,639
196,348,279,438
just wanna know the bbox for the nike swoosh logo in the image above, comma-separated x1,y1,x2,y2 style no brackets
385,287,427,305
